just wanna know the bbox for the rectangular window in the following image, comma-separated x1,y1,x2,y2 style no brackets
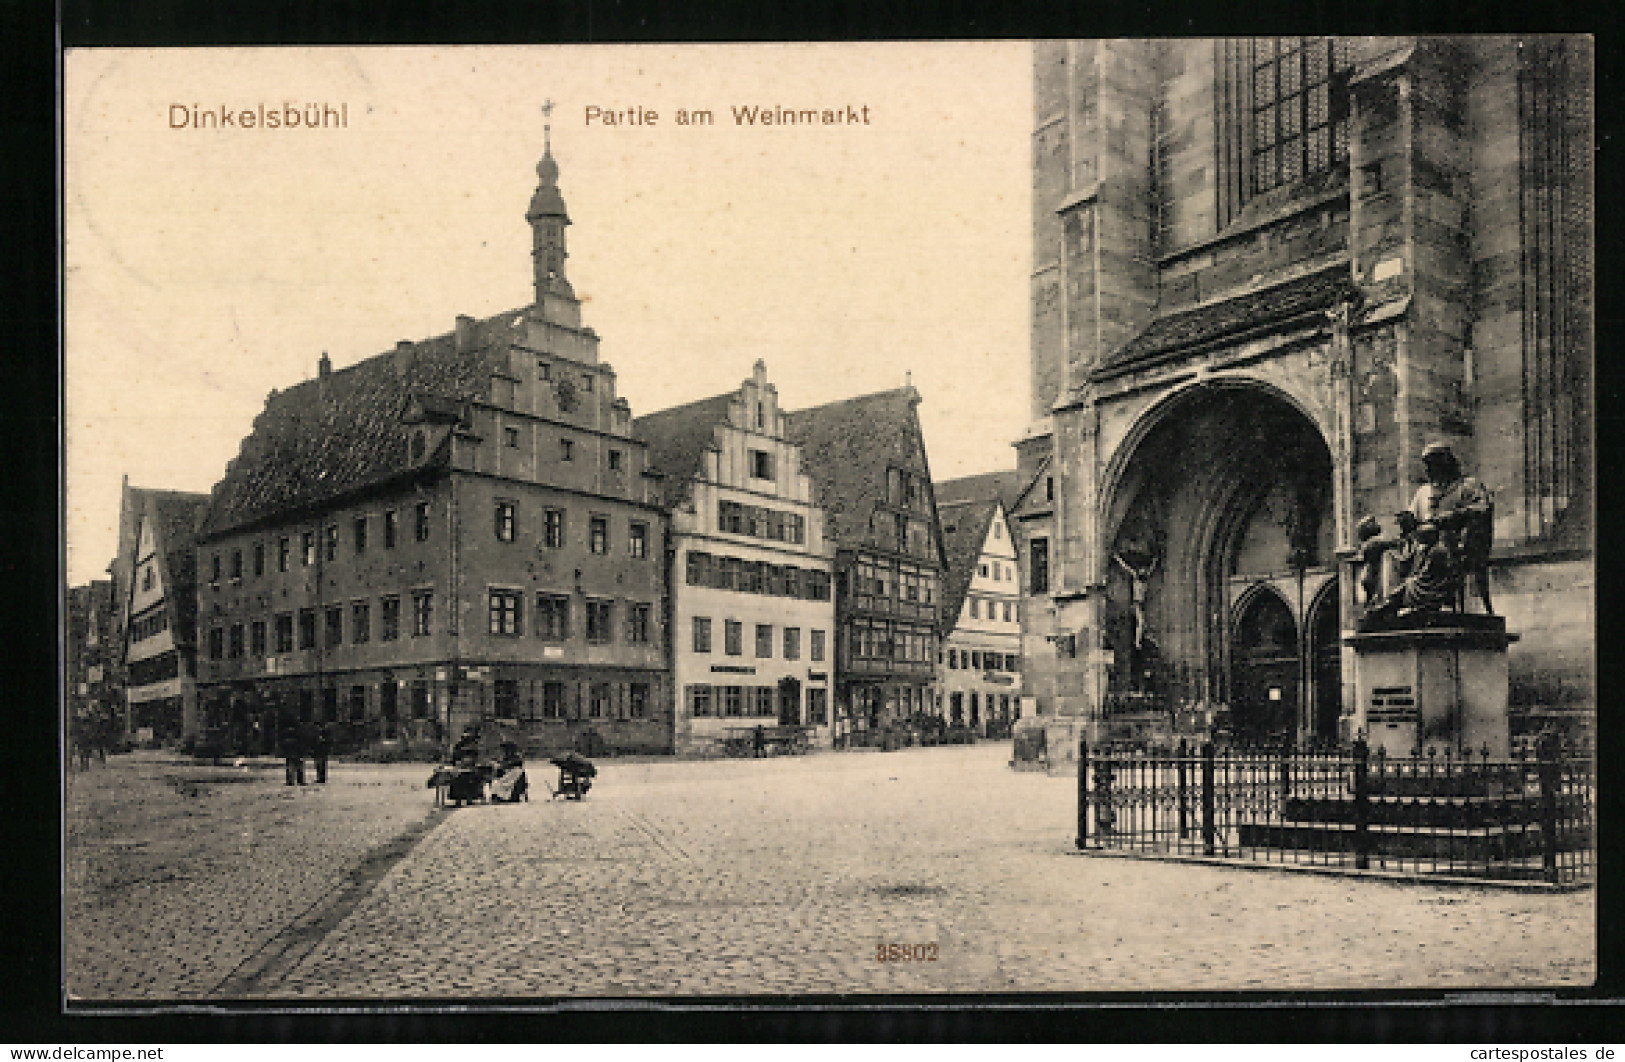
353,516,367,553
589,515,609,555
383,510,398,549
544,508,565,548
302,531,316,567
411,591,433,637
626,603,651,644
275,613,293,653
688,684,714,718
414,502,431,542
542,681,567,719
489,589,522,636
536,594,570,640
628,683,648,719
608,449,623,471
250,620,267,657
278,537,290,572
324,525,339,563
628,522,648,558
411,680,430,719
253,542,265,578
784,627,800,660
755,623,773,658
1003,601,1014,622
229,550,242,581
494,679,519,719
753,686,775,717
723,685,744,718
210,554,221,583
325,605,343,648
351,601,370,644
298,608,316,650
969,598,980,619
582,373,595,393
560,438,574,461
588,682,610,718
208,627,223,660
586,599,613,644
381,596,401,641
503,426,519,448
807,688,828,726
811,629,826,662
495,501,516,542
1030,538,1049,594
692,616,712,654
228,623,244,658
725,619,743,656
349,685,367,723
750,449,775,480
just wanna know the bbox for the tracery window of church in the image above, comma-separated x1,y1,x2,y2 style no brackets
1250,37,1351,196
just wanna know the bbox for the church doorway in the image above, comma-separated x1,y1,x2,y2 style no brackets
1230,590,1299,744
1100,380,1340,743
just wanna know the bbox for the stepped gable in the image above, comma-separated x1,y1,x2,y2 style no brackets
936,497,998,635
631,392,737,509
935,469,1024,510
200,307,527,539
783,386,921,553
1092,264,1357,381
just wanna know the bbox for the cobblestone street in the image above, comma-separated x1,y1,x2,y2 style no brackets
65,745,1594,1001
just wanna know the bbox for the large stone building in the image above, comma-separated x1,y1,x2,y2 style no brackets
194,137,671,755
106,481,210,743
1014,37,1592,755
636,360,837,754
786,388,948,739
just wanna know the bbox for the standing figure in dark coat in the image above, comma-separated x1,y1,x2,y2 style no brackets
279,713,306,786
312,722,332,784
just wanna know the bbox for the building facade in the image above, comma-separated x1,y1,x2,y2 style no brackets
65,580,117,739
786,389,947,739
934,497,1023,736
194,139,671,756
1016,37,1592,755
107,482,210,744
636,361,838,754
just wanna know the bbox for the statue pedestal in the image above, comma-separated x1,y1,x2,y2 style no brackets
1346,613,1517,758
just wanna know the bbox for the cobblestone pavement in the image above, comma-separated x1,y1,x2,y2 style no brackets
64,752,435,1001
267,745,1592,998
65,746,1594,1000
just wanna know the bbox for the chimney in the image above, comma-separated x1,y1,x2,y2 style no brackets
394,340,415,379
318,352,332,400
455,315,476,352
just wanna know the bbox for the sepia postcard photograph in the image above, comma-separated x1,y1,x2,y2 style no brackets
60,38,1596,1007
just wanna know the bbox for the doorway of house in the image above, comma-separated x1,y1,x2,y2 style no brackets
778,676,802,726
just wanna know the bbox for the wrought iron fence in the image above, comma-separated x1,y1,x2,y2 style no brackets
1075,738,1594,885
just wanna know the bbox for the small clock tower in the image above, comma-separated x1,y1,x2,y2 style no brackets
527,101,579,326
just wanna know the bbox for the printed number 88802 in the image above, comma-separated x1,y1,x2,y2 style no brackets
876,943,938,962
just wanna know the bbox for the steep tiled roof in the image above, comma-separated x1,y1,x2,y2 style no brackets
784,387,930,556
121,486,209,643
935,469,1025,511
631,393,736,509
200,308,528,538
1092,265,1357,380
936,498,998,635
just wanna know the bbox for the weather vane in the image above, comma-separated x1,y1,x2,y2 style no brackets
542,98,555,151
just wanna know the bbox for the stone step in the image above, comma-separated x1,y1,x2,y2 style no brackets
1236,820,1593,861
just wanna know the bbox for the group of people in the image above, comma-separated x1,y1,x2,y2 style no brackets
277,716,333,786
1356,443,1494,619
68,712,114,771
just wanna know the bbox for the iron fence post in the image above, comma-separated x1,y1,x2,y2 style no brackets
1177,738,1188,841
1352,737,1370,870
1538,731,1560,884
1201,741,1216,857
1077,735,1089,850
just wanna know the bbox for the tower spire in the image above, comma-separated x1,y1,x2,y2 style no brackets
527,98,573,309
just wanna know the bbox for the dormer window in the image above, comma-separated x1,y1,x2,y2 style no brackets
411,431,428,461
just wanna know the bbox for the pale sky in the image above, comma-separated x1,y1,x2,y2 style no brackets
63,44,1033,586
